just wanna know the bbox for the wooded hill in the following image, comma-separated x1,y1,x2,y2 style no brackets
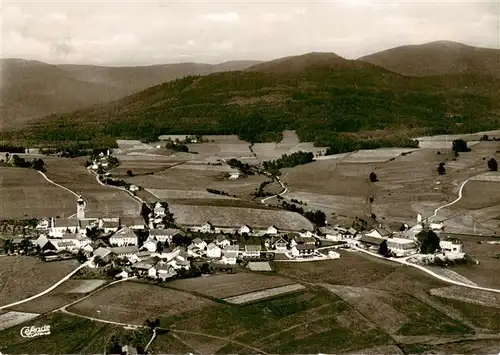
4,48,500,154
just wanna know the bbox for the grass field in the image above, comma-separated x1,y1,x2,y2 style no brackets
167,273,295,299
40,156,142,217
273,250,399,286
223,284,306,304
0,257,79,307
7,279,109,314
161,288,392,354
0,312,132,353
0,311,39,331
322,284,472,337
146,188,237,200
0,167,76,219
169,203,313,231
68,281,213,325
149,332,197,354
452,181,500,210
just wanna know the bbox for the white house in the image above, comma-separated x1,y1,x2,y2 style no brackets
299,230,317,239
192,238,207,250
242,244,261,258
109,226,138,247
318,227,342,241
149,228,181,243
273,237,288,251
199,222,214,233
386,237,418,257
430,221,444,231
221,250,238,265
364,229,386,239
206,243,222,258
110,246,140,260
215,235,231,248
266,225,279,235
36,219,50,230
142,238,158,253
100,218,120,234
328,250,341,259
153,202,166,217
239,225,252,235
440,236,463,253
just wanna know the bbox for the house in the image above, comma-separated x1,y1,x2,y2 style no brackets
266,225,279,235
242,244,261,258
109,226,138,247
153,202,166,217
228,171,240,180
358,235,386,251
53,240,77,251
149,228,181,243
93,247,113,262
430,221,444,231
192,237,207,250
238,224,252,235
154,262,177,280
122,217,146,230
273,237,288,251
223,244,239,253
291,244,315,257
364,229,386,239
299,230,317,239
109,246,140,259
59,233,92,249
440,236,463,253
199,222,214,234
115,270,129,279
206,243,221,258
386,237,418,257
100,218,120,234
215,235,231,248
221,250,238,265
36,219,50,230
82,244,93,254
131,262,156,277
142,238,158,253
297,236,316,248
328,250,341,259
49,218,79,237
318,227,342,241
122,345,138,355
187,244,202,257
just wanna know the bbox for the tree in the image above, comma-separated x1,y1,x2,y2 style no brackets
108,335,123,355
19,238,31,255
3,239,13,254
201,262,210,274
452,139,469,153
32,158,45,171
303,210,326,227
488,158,498,171
416,228,441,254
76,250,87,263
156,241,164,253
93,255,106,267
437,162,446,175
144,318,160,333
378,240,389,257
369,172,378,182
126,170,134,177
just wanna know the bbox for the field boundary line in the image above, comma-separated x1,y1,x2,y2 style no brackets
352,246,500,294
0,261,89,310
168,329,269,355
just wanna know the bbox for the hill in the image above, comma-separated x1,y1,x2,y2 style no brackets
246,52,377,74
4,51,500,154
359,41,500,77
0,59,261,130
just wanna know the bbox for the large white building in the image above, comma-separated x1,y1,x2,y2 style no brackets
386,238,418,257
109,226,138,247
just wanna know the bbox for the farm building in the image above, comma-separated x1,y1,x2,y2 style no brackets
358,235,386,251
206,243,222,258
110,246,140,260
228,171,241,180
386,237,418,257
364,228,389,239
440,236,463,253
122,217,146,230
291,244,315,257
214,235,231,248
131,262,156,277
191,238,207,250
318,227,342,241
49,218,80,237
265,236,288,251
100,218,120,234
238,224,252,235
93,247,113,262
221,250,238,265
148,228,182,243
109,226,138,247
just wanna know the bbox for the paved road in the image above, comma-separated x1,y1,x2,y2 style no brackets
0,261,90,310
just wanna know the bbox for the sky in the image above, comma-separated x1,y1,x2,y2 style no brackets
1,0,499,66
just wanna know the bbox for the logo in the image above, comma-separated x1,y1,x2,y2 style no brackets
20,325,51,338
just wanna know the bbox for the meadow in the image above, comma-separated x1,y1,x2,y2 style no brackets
0,257,79,307
0,167,76,219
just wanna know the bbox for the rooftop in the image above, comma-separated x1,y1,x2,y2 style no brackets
109,246,139,254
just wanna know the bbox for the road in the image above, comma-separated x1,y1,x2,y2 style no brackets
88,167,145,205
0,261,90,310
429,178,470,219
261,176,288,204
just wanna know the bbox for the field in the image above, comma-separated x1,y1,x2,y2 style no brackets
0,312,133,353
68,281,213,325
430,285,500,308
168,203,313,231
223,284,306,304
452,181,500,210
0,311,39,331
160,288,392,354
40,156,142,217
322,284,472,336
0,257,79,307
441,235,500,288
273,250,399,286
146,188,237,200
167,273,295,299
247,261,273,271
0,166,76,219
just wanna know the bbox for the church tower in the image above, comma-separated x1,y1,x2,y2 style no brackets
77,195,85,220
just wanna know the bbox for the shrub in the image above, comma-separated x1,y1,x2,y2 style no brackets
437,162,446,175
369,172,378,182
487,158,498,171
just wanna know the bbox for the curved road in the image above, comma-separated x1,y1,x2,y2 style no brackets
429,179,470,220
261,176,288,204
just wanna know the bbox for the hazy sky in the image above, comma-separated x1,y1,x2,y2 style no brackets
2,0,499,65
